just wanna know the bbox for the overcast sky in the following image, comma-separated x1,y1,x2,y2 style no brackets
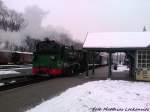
3,0,150,42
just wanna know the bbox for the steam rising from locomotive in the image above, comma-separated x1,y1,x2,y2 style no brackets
0,5,81,51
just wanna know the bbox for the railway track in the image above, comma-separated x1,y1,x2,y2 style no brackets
0,65,106,92
0,76,49,91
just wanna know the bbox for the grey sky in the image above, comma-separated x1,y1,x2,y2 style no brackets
3,0,150,42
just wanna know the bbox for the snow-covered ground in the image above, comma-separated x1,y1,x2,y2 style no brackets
112,64,129,72
0,67,32,79
0,70,20,75
0,83,4,86
11,67,32,70
26,80,150,112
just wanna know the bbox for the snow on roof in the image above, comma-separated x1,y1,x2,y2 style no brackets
83,32,150,49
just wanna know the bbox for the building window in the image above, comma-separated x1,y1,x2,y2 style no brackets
137,50,150,68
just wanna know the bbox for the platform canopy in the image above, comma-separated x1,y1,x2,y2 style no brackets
83,32,150,51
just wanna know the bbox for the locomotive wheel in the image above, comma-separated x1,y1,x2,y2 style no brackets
64,68,75,76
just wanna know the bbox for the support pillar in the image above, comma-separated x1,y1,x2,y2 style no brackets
108,52,112,79
128,51,136,81
92,52,95,75
86,52,89,76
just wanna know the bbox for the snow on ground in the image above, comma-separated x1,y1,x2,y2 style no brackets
112,64,129,72
0,83,4,86
11,67,32,70
0,70,20,75
26,80,150,112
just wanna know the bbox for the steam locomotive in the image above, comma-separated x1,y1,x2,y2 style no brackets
32,40,80,76
32,39,108,76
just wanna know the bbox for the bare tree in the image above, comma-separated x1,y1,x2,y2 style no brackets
22,36,41,52
0,0,25,31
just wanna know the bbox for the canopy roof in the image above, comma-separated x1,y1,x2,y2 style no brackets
83,32,150,50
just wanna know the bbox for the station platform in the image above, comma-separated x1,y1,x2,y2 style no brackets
81,65,129,81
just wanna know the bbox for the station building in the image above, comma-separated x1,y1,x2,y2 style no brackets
83,32,150,81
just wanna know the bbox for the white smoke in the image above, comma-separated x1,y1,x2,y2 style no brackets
0,5,78,50
0,30,22,44
0,5,46,48
22,5,47,39
22,5,73,44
